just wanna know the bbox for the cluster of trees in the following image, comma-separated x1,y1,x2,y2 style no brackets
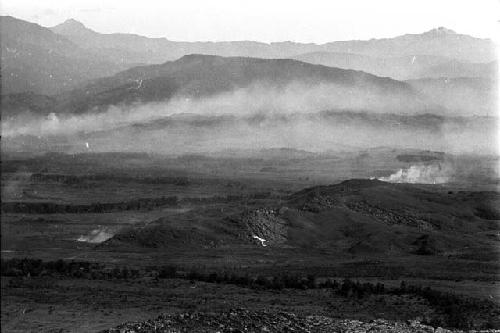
182,270,389,297
178,270,497,329
1,258,148,280
3,191,277,214
2,196,178,214
181,192,273,205
30,173,191,186
2,258,498,329
1,258,102,278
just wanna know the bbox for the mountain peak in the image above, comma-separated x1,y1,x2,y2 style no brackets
51,18,94,36
423,27,457,36
63,18,85,26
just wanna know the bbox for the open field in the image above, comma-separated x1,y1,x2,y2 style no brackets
1,150,499,332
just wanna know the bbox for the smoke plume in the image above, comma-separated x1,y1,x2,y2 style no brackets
379,164,451,184
2,82,498,155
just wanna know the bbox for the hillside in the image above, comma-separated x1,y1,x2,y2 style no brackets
104,179,499,259
0,16,128,95
47,54,427,114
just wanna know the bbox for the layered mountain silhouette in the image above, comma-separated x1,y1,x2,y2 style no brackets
50,19,496,64
4,54,429,115
293,52,497,80
0,16,129,95
317,27,495,63
1,15,496,116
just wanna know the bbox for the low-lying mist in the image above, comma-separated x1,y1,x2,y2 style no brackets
2,82,498,155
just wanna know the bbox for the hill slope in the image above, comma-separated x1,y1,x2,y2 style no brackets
51,54,428,114
105,179,499,259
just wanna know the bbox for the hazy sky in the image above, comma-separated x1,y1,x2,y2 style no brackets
1,0,499,43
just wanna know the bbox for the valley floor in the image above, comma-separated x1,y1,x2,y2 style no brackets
1,150,499,332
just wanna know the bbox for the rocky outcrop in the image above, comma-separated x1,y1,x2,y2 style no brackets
100,309,499,333
241,208,287,246
345,200,436,231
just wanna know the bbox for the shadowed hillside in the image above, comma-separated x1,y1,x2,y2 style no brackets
58,54,426,113
102,179,499,260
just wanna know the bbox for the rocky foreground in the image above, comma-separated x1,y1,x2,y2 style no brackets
101,309,499,333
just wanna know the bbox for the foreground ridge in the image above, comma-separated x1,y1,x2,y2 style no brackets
101,308,499,333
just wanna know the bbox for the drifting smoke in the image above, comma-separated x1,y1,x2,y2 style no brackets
76,227,114,244
1,82,498,155
2,82,427,138
379,163,451,184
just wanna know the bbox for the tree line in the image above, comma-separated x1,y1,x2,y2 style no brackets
2,196,178,214
2,192,276,214
2,258,498,329
30,173,191,186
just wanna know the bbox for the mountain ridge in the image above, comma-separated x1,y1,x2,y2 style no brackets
51,53,429,115
49,17,496,64
293,51,497,80
0,16,129,95
1,15,496,116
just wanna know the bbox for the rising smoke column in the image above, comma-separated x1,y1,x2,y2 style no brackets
379,164,450,184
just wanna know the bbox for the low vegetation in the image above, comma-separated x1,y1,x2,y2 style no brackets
2,258,498,330
1,196,179,214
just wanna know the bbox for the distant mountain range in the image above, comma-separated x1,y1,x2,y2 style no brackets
2,16,497,94
50,19,496,64
0,16,129,95
293,52,497,80
0,15,497,117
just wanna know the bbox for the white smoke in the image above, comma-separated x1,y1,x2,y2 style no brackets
379,164,450,184
0,82,426,138
76,227,114,243
1,82,497,155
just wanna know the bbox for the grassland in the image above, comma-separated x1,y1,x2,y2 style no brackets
1,149,499,332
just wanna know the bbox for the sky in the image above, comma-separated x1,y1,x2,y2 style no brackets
0,0,499,43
